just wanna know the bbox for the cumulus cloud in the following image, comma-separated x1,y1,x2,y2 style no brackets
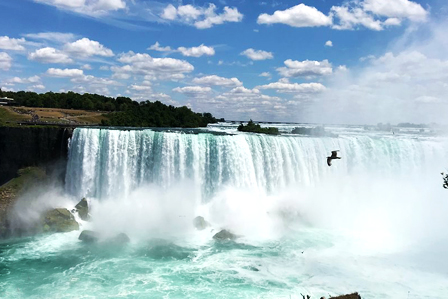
46,68,84,77
277,59,333,78
161,3,243,29
28,47,73,64
257,4,332,28
363,0,428,22
178,44,215,57
113,51,193,81
257,81,327,93
148,42,214,57
240,48,273,61
192,75,242,87
6,76,41,84
325,40,333,47
34,0,126,16
0,52,12,70
257,1,428,31
0,36,26,51
64,38,114,58
148,42,172,52
173,86,212,96
331,0,428,30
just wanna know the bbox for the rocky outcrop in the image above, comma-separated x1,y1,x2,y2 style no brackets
42,208,79,232
193,216,210,230
75,198,89,221
213,229,238,241
78,230,100,243
331,293,361,299
0,126,72,186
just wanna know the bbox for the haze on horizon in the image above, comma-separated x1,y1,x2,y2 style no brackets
0,0,447,124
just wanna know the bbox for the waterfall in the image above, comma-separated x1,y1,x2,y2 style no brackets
65,128,446,201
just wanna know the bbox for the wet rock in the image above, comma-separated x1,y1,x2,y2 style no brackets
75,198,89,221
42,208,79,232
108,233,130,244
332,293,361,299
213,229,238,241
78,230,100,243
193,216,210,230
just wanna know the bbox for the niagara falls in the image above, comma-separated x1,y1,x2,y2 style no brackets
2,0,448,298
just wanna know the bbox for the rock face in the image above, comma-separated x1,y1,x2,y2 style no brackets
331,293,361,299
213,229,237,241
75,198,89,221
78,230,100,243
42,208,79,232
193,216,210,230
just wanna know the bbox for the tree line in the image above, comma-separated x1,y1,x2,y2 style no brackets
0,89,223,128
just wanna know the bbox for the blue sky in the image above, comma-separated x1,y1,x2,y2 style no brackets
0,0,447,123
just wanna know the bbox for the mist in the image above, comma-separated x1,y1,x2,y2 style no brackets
306,19,448,125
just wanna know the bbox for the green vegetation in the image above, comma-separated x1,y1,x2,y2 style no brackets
0,107,30,126
0,89,222,128
237,120,279,135
101,101,219,128
291,126,337,137
0,167,46,193
442,172,448,189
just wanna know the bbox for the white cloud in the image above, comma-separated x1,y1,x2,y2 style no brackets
178,44,215,57
30,84,45,90
28,47,74,64
0,52,12,70
277,59,333,78
325,40,333,47
331,5,383,31
192,75,242,87
34,0,126,16
257,4,332,28
64,38,114,58
173,86,212,96
384,17,402,26
259,72,272,78
228,86,261,95
23,32,76,43
0,36,26,51
81,64,92,70
161,4,243,29
6,76,41,84
113,51,194,81
148,42,172,52
240,48,273,61
46,68,84,77
257,81,326,93
363,0,428,22
149,42,215,57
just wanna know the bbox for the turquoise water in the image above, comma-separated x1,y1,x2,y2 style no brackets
2,126,448,298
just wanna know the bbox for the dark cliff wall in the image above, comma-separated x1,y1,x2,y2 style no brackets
0,127,72,185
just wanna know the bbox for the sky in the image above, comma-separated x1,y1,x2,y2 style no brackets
0,0,447,124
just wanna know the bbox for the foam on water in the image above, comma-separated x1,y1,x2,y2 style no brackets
1,126,448,298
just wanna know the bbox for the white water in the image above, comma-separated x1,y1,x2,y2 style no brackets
3,126,448,298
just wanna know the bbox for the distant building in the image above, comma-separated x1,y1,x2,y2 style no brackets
0,97,15,106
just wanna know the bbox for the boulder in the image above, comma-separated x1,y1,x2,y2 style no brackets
108,233,130,244
42,208,79,232
193,216,210,230
213,229,238,241
75,198,89,221
78,230,99,243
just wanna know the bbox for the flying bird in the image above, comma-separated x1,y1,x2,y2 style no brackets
327,150,341,166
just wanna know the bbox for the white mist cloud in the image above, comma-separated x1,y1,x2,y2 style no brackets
307,20,448,124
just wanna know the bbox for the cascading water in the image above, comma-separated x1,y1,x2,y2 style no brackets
65,128,444,201
2,126,448,299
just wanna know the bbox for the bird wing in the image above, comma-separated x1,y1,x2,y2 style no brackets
327,157,332,166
